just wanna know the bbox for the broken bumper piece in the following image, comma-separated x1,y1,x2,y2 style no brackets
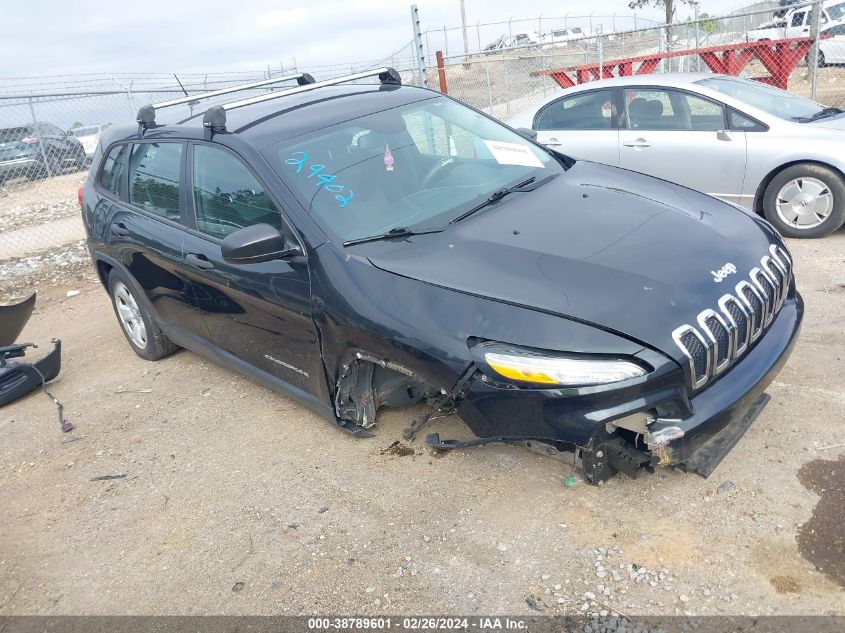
648,298,801,477
448,296,802,484
0,339,62,407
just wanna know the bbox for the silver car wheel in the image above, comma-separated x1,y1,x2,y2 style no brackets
113,281,148,349
775,177,834,230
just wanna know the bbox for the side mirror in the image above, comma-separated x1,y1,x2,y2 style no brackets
221,223,298,265
516,127,538,141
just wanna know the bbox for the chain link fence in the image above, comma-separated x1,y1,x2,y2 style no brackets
2,1,845,300
434,1,845,119
0,68,429,301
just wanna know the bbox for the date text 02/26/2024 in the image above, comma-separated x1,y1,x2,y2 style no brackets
307,617,529,630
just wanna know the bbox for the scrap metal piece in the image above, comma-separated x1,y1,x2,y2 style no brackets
646,422,686,466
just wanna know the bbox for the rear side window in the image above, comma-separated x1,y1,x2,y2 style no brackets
192,144,283,239
128,142,183,221
535,90,614,130
98,144,128,195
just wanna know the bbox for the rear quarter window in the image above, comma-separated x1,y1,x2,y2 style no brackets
98,144,128,195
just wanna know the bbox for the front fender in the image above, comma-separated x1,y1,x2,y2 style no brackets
309,243,663,437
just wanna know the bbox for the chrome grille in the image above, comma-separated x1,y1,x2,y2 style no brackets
675,327,709,387
738,281,764,341
672,244,793,390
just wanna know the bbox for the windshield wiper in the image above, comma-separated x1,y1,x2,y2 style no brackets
449,174,558,225
794,107,844,122
343,226,443,247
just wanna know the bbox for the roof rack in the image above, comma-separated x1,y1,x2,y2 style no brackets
136,72,316,132
202,67,402,134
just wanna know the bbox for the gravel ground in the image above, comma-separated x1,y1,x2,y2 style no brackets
0,172,87,233
0,173,94,303
0,240,95,304
0,232,842,620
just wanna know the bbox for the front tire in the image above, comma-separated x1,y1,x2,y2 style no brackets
762,163,845,238
108,268,177,361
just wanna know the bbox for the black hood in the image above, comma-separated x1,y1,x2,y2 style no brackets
362,161,782,361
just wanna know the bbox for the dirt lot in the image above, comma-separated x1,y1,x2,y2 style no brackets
0,231,843,618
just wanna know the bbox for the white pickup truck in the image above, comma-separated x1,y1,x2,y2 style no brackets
746,1,845,40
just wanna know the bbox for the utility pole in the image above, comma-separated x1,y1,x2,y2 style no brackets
460,0,469,56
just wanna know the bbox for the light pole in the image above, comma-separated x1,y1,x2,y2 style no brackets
460,0,469,56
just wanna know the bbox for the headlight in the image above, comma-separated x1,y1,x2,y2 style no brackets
483,350,647,386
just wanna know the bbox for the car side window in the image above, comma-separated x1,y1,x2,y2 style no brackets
791,11,805,27
536,90,614,130
192,144,283,240
98,144,128,195
624,89,724,131
729,110,765,131
128,142,183,221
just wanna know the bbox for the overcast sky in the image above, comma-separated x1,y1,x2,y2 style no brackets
3,0,750,78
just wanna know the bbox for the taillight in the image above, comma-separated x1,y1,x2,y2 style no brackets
78,186,84,207
21,136,39,145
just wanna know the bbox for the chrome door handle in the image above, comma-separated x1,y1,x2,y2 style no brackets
623,138,651,148
545,137,563,147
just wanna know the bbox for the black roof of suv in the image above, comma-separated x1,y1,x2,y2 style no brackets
81,67,803,485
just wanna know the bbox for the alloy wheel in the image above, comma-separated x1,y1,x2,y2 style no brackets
775,177,834,230
114,281,148,349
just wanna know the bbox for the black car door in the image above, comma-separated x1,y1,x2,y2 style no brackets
181,141,323,397
105,140,203,335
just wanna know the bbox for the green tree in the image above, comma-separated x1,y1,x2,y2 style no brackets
699,12,718,35
628,0,700,49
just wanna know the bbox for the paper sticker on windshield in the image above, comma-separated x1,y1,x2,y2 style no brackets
483,140,544,168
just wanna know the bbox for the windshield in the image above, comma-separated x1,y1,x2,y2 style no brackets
265,96,560,242
71,126,100,137
696,76,825,121
829,2,845,20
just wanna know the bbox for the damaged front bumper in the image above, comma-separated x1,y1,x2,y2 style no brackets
452,295,802,483
648,296,801,477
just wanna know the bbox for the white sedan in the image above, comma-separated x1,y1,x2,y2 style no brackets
70,124,105,159
508,73,845,238
818,22,845,65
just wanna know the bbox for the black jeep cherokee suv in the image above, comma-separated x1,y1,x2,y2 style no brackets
79,68,802,484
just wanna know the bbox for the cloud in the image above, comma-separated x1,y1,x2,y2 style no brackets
1,0,747,78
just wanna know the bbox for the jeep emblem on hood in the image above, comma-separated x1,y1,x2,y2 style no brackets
711,262,737,283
